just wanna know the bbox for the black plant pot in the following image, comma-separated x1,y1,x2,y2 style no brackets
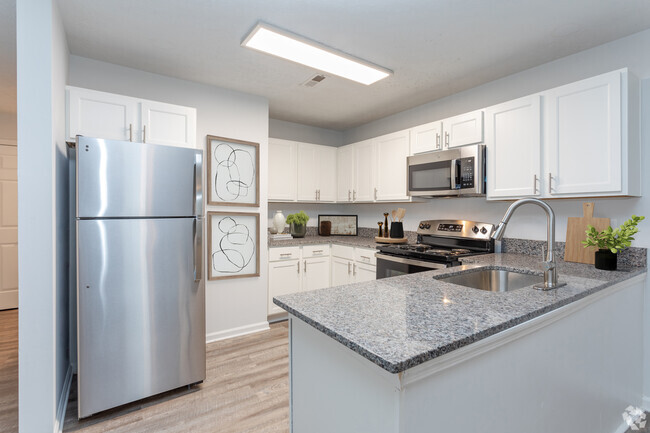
594,249,617,271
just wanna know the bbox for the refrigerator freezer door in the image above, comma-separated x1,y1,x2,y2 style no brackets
76,136,203,218
77,218,205,418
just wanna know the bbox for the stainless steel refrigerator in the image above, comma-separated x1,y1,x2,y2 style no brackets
72,136,205,418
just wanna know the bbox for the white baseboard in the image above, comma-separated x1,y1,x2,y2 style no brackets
0,290,18,310
206,321,270,343
54,364,73,433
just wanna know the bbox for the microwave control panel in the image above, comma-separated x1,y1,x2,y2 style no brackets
459,157,475,188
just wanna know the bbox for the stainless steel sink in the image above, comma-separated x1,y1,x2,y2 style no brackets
437,269,544,292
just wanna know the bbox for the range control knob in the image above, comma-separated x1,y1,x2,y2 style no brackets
480,227,488,235
472,226,479,234
419,223,425,229
424,223,431,229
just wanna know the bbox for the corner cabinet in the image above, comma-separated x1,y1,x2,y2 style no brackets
409,110,483,154
67,86,197,148
269,139,336,202
487,68,639,200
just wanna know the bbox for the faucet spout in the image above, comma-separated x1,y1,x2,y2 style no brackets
492,198,566,290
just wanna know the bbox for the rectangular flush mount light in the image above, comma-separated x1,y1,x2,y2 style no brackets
242,23,392,85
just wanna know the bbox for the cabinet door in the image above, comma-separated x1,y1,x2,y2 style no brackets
296,144,318,201
376,130,410,201
268,259,301,315
544,70,622,195
444,110,483,149
268,139,297,201
67,87,138,141
302,257,330,292
337,145,355,202
140,101,197,148
331,257,352,287
410,121,442,154
354,140,377,202
354,262,376,283
316,145,337,202
485,95,541,199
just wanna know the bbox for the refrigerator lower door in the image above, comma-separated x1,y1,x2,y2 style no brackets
77,218,205,418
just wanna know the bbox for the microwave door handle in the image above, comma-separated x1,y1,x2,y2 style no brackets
450,159,460,189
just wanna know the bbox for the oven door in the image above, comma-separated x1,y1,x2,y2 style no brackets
407,151,461,197
375,253,449,279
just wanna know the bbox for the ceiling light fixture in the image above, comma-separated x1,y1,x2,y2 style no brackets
242,23,392,86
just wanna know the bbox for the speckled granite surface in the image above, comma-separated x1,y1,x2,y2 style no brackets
274,253,646,374
268,227,417,249
501,238,647,267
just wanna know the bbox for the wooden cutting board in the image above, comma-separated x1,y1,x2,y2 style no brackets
564,202,610,264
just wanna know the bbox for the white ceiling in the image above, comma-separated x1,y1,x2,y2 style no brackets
4,1,650,129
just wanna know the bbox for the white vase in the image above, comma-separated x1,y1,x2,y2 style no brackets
273,210,286,234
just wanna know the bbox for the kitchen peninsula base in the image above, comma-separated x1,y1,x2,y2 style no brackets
288,275,645,433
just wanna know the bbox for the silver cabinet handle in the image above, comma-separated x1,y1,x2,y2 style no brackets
533,174,538,194
348,189,351,201
374,187,377,200
548,173,552,193
318,189,321,200
313,250,323,254
436,133,440,149
347,261,351,274
143,125,146,143
445,132,449,148
303,260,307,273
360,255,370,261
353,190,356,201
353,263,357,276
280,253,293,258
129,124,133,142
315,190,318,200
297,262,300,274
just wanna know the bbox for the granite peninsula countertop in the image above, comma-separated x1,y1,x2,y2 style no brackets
268,234,380,249
274,253,646,374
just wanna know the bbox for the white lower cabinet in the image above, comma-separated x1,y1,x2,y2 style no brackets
270,244,377,317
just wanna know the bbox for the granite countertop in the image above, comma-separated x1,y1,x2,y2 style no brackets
274,253,646,374
268,228,418,249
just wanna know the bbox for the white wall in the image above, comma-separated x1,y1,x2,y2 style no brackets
270,118,343,147
68,55,270,342
17,0,69,431
0,111,17,140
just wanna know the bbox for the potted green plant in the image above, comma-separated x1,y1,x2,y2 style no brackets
582,215,644,270
286,211,310,238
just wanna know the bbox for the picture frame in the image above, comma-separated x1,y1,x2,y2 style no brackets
207,211,260,281
206,135,260,206
317,215,359,236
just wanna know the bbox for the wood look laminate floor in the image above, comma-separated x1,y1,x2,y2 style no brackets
63,321,290,433
0,309,18,433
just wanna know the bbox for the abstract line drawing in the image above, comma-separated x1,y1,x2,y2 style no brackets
207,136,259,206
213,143,255,202
208,212,260,280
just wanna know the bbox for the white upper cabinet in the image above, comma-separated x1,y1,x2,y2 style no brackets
353,139,377,202
67,86,197,148
485,95,541,199
315,145,337,202
444,110,484,149
67,87,137,142
337,144,355,202
268,138,297,202
375,130,410,201
410,121,442,154
543,69,627,196
140,101,196,148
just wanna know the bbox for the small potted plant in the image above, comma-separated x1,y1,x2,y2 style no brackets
582,215,644,270
286,211,310,238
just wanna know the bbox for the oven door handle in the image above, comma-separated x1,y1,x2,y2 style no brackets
450,158,461,190
375,253,448,270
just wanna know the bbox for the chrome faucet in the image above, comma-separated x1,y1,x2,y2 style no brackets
492,198,566,290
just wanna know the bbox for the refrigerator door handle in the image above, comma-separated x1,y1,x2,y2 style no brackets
193,153,203,216
194,219,203,282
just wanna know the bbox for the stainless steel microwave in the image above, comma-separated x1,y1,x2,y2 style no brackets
407,144,486,197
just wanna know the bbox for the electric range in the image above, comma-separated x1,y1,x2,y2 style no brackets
375,219,495,279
